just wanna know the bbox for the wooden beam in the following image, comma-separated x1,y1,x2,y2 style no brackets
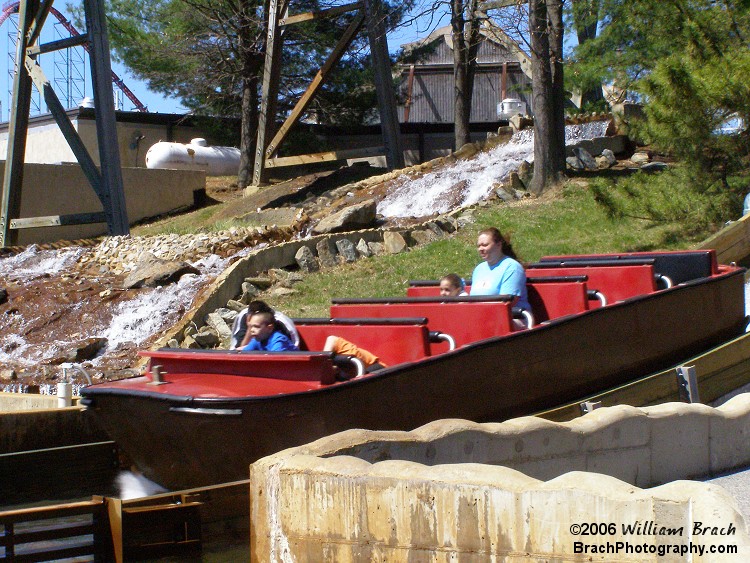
10,212,107,229
266,146,385,168
281,2,362,26
252,0,287,186
262,12,365,161
403,64,415,123
364,0,404,169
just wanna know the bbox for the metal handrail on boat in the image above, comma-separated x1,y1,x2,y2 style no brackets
587,290,608,307
655,274,674,289
430,331,456,350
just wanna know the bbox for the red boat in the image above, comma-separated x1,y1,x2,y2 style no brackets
81,250,747,490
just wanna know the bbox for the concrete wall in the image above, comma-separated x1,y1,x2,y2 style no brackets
0,115,204,169
0,161,204,245
0,405,109,453
250,396,750,561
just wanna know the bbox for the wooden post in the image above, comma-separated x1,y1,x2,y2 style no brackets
363,0,404,170
252,0,285,186
403,64,415,123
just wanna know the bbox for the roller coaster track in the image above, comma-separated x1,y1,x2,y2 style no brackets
0,0,148,111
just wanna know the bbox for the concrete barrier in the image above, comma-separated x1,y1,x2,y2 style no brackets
0,405,109,453
250,396,750,561
1,162,204,245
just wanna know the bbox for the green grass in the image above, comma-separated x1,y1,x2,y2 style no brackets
270,180,706,317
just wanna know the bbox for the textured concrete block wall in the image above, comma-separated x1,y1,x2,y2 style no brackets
250,396,750,561
0,162,203,244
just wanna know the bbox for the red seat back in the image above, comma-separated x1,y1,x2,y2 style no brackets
526,264,656,307
330,300,513,348
296,321,431,365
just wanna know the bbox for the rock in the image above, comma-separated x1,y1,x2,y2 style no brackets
383,231,408,254
48,338,108,364
454,142,479,160
244,276,273,290
573,147,598,170
433,216,457,233
509,172,526,192
122,259,200,289
316,239,338,268
641,161,669,172
367,242,385,255
240,282,260,303
167,338,180,348
335,239,358,262
409,229,438,246
268,286,298,297
1,368,16,381
630,151,651,164
424,221,445,238
356,239,372,258
517,160,533,186
215,307,237,324
287,272,304,284
181,335,199,349
566,155,584,170
312,200,377,234
496,186,516,202
596,149,617,169
192,331,218,348
295,246,320,273
0,288,7,305
205,312,233,348
226,299,246,312
183,324,198,339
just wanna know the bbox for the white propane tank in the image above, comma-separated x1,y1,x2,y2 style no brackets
498,98,527,119
145,138,241,176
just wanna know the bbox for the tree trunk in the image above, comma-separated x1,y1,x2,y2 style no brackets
528,0,567,195
452,0,481,150
237,73,259,189
236,0,261,189
572,0,604,106
452,0,471,149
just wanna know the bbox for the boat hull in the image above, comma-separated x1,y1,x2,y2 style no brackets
82,268,747,490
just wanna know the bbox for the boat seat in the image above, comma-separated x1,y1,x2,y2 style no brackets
330,296,514,348
407,276,591,323
538,249,717,285
294,317,433,366
526,263,657,306
142,348,341,385
526,276,590,322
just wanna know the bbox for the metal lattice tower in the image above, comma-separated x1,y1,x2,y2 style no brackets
0,0,132,246
1,1,143,121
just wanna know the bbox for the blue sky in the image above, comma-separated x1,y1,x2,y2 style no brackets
0,1,449,118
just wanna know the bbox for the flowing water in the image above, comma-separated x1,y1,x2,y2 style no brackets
377,121,610,219
0,246,233,394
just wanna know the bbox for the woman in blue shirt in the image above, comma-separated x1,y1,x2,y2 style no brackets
469,227,530,312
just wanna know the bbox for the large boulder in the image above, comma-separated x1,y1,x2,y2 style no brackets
122,257,200,289
312,200,377,234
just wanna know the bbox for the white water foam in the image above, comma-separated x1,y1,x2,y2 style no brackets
115,471,168,499
377,121,609,219
93,254,232,355
0,245,86,280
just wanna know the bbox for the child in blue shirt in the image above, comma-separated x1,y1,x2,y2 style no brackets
240,311,298,352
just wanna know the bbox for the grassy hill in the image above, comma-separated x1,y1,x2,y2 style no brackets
264,177,713,318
